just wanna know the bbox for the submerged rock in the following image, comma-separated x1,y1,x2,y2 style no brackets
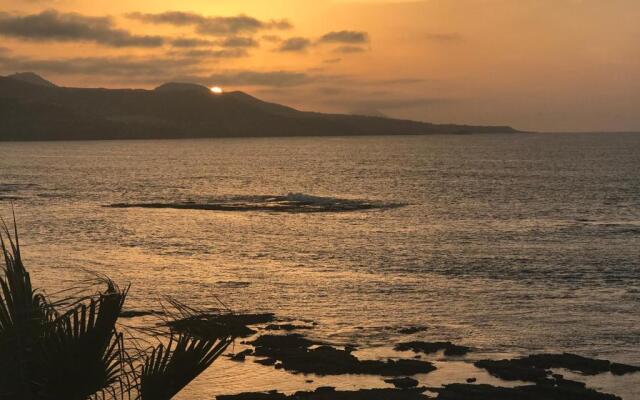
250,334,436,376
107,193,404,214
398,326,428,335
265,323,314,331
395,341,471,356
217,387,430,400
385,377,420,389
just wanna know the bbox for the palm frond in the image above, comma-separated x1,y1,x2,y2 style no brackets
35,283,129,400
138,333,232,400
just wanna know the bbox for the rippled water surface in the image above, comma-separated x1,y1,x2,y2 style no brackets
1,133,639,397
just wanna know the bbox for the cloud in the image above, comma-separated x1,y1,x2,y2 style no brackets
333,45,367,54
217,36,259,48
0,10,164,47
0,53,202,78
319,30,369,44
206,70,313,87
170,37,214,48
262,35,282,43
277,37,311,52
127,11,292,36
172,48,249,59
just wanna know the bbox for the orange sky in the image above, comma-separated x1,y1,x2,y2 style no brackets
1,0,638,131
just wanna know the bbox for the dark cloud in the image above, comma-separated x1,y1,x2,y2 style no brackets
172,48,249,59
206,70,313,87
333,45,366,54
127,11,292,36
277,37,311,52
0,53,202,78
0,10,164,47
217,36,259,48
319,30,369,44
262,35,282,43
126,11,206,26
170,37,214,48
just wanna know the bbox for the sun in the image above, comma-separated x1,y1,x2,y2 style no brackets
210,86,223,94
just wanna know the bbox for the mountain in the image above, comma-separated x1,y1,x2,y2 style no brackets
154,82,211,94
7,72,58,88
0,73,519,141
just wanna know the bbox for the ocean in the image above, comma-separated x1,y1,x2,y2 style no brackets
1,133,639,398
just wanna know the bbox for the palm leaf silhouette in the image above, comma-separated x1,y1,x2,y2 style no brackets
0,219,237,400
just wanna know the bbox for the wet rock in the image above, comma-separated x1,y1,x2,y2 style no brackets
474,359,549,382
218,391,288,400
385,377,420,389
610,362,640,375
107,194,404,214
217,387,430,400
255,358,277,366
229,349,253,362
475,353,640,382
399,326,428,335
430,381,621,400
395,341,471,356
265,323,313,331
167,312,275,339
250,334,436,376
344,344,358,353
251,334,316,351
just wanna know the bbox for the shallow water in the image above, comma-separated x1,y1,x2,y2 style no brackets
1,133,639,398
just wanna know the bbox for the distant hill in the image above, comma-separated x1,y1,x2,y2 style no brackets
7,72,58,88
0,73,520,141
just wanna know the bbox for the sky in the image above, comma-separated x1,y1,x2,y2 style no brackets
0,0,638,132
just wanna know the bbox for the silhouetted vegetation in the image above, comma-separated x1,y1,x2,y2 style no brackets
0,221,234,400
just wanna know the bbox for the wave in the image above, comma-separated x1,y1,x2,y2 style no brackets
106,193,405,213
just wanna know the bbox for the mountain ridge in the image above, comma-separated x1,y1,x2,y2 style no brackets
0,73,520,141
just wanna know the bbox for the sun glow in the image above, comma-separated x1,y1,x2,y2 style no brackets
210,86,223,94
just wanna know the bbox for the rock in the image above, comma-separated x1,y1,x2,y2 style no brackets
251,334,316,352
167,312,275,339
466,378,476,383
475,353,640,382
395,341,471,356
385,377,420,389
229,349,254,362
250,334,436,376
345,344,358,353
265,323,313,331
610,362,640,375
399,326,428,335
217,387,430,400
474,359,549,382
430,382,621,400
255,358,277,366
